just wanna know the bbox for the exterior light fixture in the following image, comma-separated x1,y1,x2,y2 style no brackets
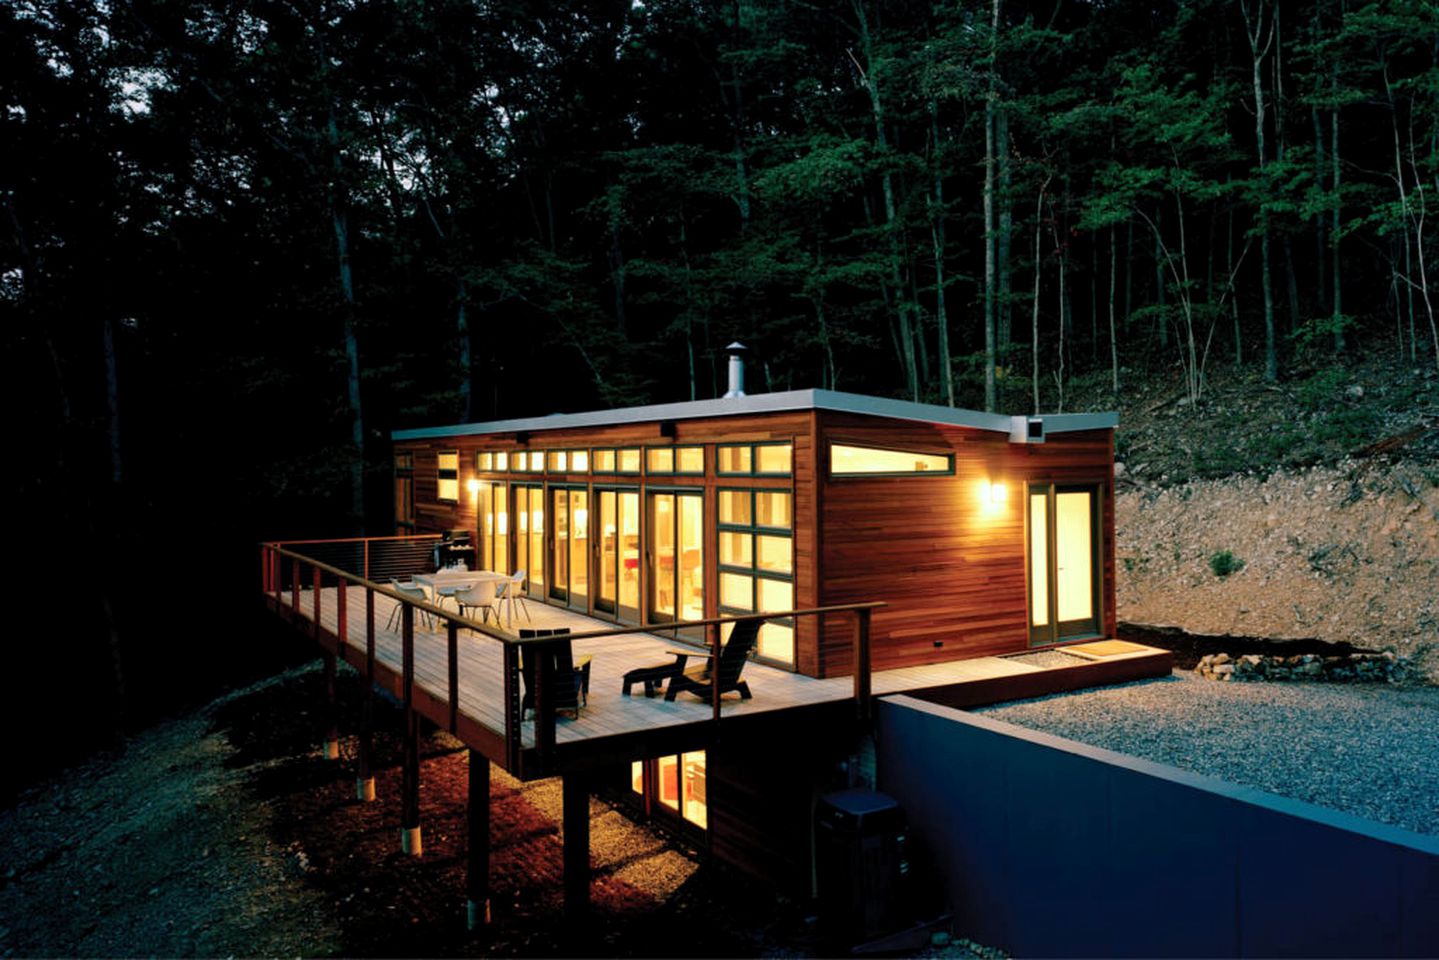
466,478,482,495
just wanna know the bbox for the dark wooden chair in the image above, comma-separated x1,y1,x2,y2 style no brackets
519,628,591,719
663,618,761,702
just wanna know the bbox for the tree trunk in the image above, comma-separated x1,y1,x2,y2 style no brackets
1031,176,1051,413
456,277,472,421
996,108,1013,365
854,0,917,401
1331,67,1344,353
982,0,1002,411
1108,222,1119,395
1243,0,1278,379
931,109,954,406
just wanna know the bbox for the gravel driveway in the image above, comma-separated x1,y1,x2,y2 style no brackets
974,672,1439,837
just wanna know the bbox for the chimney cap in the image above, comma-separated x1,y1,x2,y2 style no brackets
725,341,748,354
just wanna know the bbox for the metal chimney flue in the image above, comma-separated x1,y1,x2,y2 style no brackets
723,341,748,398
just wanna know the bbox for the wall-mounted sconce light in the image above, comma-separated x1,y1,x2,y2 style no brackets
984,479,1008,511
466,478,482,495
659,420,677,439
514,431,530,445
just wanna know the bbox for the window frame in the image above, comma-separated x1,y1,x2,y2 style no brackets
436,449,460,503
716,440,793,478
715,486,795,667
645,445,705,477
827,441,955,478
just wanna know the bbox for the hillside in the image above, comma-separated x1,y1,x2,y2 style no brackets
1067,350,1438,677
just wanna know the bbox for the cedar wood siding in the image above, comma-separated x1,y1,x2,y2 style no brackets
815,411,1116,677
392,411,822,669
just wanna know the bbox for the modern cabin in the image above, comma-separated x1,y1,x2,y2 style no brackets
260,358,1158,927
392,384,1119,679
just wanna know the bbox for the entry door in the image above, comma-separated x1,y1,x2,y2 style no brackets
1028,484,1102,645
550,487,589,610
647,490,704,630
597,488,642,623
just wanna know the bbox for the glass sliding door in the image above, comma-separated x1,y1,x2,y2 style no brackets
550,486,589,610
569,488,589,610
647,489,703,634
1028,484,1101,645
480,481,508,573
596,488,641,623
551,487,570,602
513,485,544,597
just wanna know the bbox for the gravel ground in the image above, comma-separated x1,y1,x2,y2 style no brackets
975,673,1439,837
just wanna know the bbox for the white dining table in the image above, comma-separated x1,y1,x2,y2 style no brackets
412,570,511,624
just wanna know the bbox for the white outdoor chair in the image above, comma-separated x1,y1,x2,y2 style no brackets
454,581,500,625
498,570,532,624
387,577,433,631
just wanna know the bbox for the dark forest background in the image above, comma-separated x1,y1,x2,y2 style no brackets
2,0,1435,792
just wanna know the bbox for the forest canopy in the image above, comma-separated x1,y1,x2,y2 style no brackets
6,1,1437,498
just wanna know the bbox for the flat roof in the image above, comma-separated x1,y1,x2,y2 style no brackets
391,388,1118,442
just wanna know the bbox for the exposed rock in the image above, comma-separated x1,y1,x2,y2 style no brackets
1195,650,1414,684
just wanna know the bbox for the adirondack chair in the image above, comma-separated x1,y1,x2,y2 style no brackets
663,617,760,702
518,628,591,719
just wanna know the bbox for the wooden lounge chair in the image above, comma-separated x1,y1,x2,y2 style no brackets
518,628,591,718
663,618,760,702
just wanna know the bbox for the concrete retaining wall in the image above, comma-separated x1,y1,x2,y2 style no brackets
876,695,1439,957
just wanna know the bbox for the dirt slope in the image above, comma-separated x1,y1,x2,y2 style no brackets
1115,460,1439,678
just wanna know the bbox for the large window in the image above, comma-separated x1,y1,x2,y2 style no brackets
646,446,704,475
437,450,460,501
717,441,792,476
717,488,794,664
829,443,952,475
394,452,415,533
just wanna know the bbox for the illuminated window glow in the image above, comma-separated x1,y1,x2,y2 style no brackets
718,442,792,476
717,488,794,665
830,443,951,475
437,451,459,501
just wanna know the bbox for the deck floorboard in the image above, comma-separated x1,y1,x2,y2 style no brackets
277,585,1161,755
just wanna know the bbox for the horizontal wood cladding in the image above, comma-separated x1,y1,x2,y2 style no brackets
707,706,853,895
816,412,1115,677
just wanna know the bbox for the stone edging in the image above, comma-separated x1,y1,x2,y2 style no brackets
1195,651,1413,683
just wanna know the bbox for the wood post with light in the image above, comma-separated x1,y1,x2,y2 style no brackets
400,603,422,855
356,586,376,802
466,749,491,931
561,771,590,930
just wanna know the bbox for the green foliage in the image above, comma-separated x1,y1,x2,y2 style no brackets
1208,550,1244,578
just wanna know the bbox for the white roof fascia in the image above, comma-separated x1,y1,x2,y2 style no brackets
390,388,1116,442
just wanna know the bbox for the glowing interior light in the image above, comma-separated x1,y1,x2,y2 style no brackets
466,478,482,495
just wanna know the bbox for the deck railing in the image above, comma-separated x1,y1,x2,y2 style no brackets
260,535,883,776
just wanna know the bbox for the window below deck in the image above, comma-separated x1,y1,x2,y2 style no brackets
632,751,707,830
829,443,952,476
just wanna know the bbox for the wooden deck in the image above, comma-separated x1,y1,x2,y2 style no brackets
270,584,1171,778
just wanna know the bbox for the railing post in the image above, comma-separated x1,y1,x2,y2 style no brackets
854,607,873,724
400,604,422,855
503,643,521,772
271,549,280,607
534,641,556,767
447,620,460,734
357,586,376,802
291,558,300,616
312,566,322,640
336,578,348,657
364,538,371,581
261,545,270,593
709,620,721,726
